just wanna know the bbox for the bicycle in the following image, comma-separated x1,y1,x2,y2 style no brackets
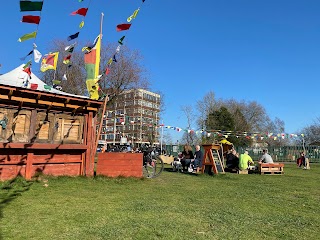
142,148,164,178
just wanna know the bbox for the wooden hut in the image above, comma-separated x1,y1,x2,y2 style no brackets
0,67,103,180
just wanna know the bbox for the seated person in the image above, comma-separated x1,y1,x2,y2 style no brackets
259,149,274,164
239,150,254,170
191,145,203,173
181,144,194,172
296,152,305,168
225,149,239,171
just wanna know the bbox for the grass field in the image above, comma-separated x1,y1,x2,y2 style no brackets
0,164,319,240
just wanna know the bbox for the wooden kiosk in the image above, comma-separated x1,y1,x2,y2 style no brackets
201,144,225,174
0,83,103,181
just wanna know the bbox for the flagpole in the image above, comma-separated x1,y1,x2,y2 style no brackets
92,12,108,161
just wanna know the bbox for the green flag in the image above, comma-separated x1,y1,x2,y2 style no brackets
20,1,43,12
18,31,37,42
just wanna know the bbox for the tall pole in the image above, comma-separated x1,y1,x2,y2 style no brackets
93,13,107,159
160,120,164,154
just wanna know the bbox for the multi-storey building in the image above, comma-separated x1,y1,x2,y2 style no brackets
99,89,161,147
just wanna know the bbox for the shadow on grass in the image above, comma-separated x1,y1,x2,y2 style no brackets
0,177,33,238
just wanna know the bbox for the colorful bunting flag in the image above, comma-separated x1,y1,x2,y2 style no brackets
127,8,140,22
105,68,110,75
20,1,43,12
30,83,38,90
113,55,117,63
67,32,80,41
116,24,131,32
82,36,99,53
23,66,32,77
21,15,40,24
118,36,125,45
116,45,121,53
62,74,67,81
79,21,85,29
18,31,37,42
52,80,61,85
40,52,59,72
63,55,71,64
84,35,101,100
44,85,52,90
71,8,88,16
33,49,42,63
20,50,33,61
65,42,76,52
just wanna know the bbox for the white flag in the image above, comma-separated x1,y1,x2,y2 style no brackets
33,49,42,63
62,73,67,81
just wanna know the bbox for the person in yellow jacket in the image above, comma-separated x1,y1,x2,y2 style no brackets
239,150,254,170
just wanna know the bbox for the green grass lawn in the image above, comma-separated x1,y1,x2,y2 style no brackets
1,164,319,240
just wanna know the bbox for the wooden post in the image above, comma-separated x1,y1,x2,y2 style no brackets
25,152,34,180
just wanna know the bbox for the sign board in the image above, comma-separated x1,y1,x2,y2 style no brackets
172,145,179,153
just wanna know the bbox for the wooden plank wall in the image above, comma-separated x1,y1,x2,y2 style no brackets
0,107,96,181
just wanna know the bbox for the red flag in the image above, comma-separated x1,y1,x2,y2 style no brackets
30,83,38,90
23,67,32,76
116,23,131,32
71,8,88,16
21,15,40,24
105,68,110,75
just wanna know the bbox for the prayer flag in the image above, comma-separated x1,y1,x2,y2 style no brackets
24,60,32,69
62,74,67,81
40,52,59,72
116,45,121,53
63,55,71,64
79,21,85,29
21,15,40,24
33,49,42,63
52,80,61,85
107,58,112,65
65,42,76,52
20,50,33,61
67,32,79,41
30,83,38,90
84,35,101,100
18,31,37,42
127,8,140,22
113,55,117,63
118,36,125,45
20,1,43,12
116,24,131,32
105,68,110,75
44,85,52,90
71,8,88,16
23,66,32,77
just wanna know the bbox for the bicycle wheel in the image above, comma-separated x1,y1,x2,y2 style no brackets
152,156,164,178
142,156,164,178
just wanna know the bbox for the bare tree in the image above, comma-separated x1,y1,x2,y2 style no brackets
300,117,320,145
196,91,215,129
180,105,200,145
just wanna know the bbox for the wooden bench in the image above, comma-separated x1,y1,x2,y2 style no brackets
259,163,284,175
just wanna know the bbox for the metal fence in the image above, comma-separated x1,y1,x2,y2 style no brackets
161,145,320,163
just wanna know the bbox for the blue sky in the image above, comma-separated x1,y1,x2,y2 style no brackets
1,0,320,142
